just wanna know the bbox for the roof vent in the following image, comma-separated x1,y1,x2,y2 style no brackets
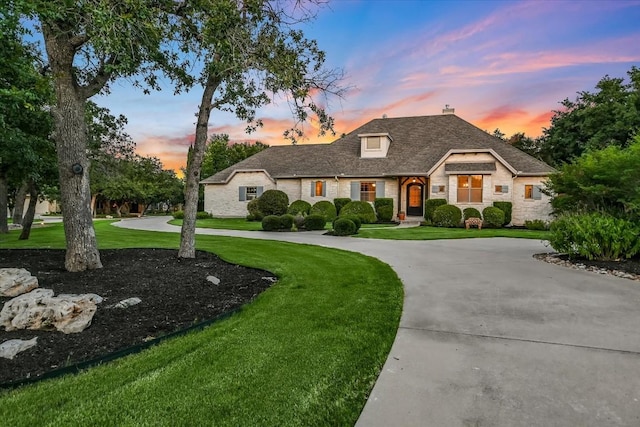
382,114,388,119
442,104,455,115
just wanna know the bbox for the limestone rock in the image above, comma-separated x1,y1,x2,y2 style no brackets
114,297,141,309
206,275,220,285
0,268,39,297
0,337,38,360
0,288,102,334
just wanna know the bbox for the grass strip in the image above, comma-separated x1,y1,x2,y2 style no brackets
0,221,403,426
356,225,550,240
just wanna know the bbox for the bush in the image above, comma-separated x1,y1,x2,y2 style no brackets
374,198,393,215
425,199,447,221
549,212,640,260
377,205,394,222
196,211,212,220
310,200,337,222
293,214,305,230
172,210,184,219
333,218,357,236
493,201,512,226
287,200,311,216
261,215,282,231
257,190,289,216
524,219,549,230
303,214,327,230
463,207,482,220
339,201,377,224
482,206,505,228
333,214,361,232
279,214,294,230
432,204,462,227
247,198,263,221
334,198,352,215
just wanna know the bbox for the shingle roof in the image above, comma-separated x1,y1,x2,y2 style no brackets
444,162,497,173
201,114,555,184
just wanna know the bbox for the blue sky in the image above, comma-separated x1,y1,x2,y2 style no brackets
94,0,640,173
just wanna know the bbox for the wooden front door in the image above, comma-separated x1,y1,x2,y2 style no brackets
406,184,424,216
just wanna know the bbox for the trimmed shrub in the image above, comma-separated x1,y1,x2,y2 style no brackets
287,200,311,216
334,198,352,215
261,215,282,231
425,199,447,221
333,214,361,232
303,214,327,230
293,214,305,230
257,189,289,216
524,219,549,230
377,205,394,222
172,210,184,219
463,207,482,220
549,212,640,260
493,201,512,226
432,204,462,227
374,198,393,214
482,206,505,228
196,211,212,220
339,201,377,224
310,200,337,222
333,218,357,236
247,198,263,221
279,214,294,230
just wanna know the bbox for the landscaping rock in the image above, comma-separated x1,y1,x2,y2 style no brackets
0,337,38,360
0,268,39,297
113,297,141,309
0,288,103,334
206,275,221,285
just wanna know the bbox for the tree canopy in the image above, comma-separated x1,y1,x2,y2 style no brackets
200,134,269,179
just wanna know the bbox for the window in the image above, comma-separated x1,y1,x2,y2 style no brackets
311,180,326,197
525,185,542,200
245,186,258,200
360,182,376,202
239,186,263,201
366,136,381,150
457,175,482,203
495,185,509,194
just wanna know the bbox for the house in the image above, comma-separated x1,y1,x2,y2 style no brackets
201,114,555,225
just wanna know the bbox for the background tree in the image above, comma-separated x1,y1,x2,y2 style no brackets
178,0,345,258
200,134,270,179
539,66,640,166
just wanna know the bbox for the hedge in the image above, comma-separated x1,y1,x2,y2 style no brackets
310,200,337,222
425,199,447,221
257,190,289,216
333,218,357,236
303,214,327,230
463,207,482,220
493,201,512,226
287,200,311,216
432,204,462,227
482,206,505,228
334,198,352,215
339,201,377,224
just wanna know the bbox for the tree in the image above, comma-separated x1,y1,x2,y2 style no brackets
201,134,269,178
178,0,344,258
540,66,640,166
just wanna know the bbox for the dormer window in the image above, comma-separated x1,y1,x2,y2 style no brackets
359,133,392,158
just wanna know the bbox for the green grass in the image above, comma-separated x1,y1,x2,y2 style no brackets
356,225,551,240
169,217,264,230
0,222,403,426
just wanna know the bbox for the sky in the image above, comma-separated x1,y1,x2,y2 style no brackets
94,0,640,174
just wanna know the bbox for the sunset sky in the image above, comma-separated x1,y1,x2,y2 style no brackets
94,0,640,174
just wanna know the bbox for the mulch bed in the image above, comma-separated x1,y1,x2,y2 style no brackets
0,248,275,387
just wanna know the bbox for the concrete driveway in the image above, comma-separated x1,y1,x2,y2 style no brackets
114,217,640,426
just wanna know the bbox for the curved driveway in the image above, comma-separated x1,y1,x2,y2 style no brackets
115,217,640,426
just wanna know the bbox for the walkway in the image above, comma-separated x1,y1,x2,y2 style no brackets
114,217,640,426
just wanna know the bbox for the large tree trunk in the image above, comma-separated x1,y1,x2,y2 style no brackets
178,75,220,258
0,175,8,234
43,25,102,272
19,180,38,240
12,181,29,225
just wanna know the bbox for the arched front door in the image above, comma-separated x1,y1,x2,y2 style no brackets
406,184,424,217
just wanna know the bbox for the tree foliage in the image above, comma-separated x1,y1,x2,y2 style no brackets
200,134,269,179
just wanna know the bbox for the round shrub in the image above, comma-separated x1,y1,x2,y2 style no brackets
335,214,361,232
310,200,337,222
432,204,462,227
334,198,352,215
261,215,282,231
377,205,394,222
293,214,305,230
287,199,311,216
549,213,640,260
172,210,184,219
247,198,263,221
303,214,327,230
463,207,482,220
374,198,393,214
279,214,294,230
493,201,512,226
339,201,377,224
257,189,289,216
425,199,447,221
482,206,505,228
333,218,357,236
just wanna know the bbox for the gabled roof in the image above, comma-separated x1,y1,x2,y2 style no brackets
201,114,555,184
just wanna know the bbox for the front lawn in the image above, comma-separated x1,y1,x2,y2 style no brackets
356,225,551,240
0,222,403,426
169,217,263,230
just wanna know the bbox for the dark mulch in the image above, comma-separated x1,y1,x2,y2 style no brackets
0,249,275,387
536,253,640,278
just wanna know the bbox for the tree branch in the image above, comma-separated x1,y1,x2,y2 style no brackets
79,55,118,99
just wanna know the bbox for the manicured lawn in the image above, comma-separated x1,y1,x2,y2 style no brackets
0,222,403,426
356,225,551,240
169,217,264,230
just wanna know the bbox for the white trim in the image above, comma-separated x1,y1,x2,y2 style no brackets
426,149,518,176
201,169,276,185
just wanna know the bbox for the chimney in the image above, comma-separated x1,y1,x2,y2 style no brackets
442,104,455,115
